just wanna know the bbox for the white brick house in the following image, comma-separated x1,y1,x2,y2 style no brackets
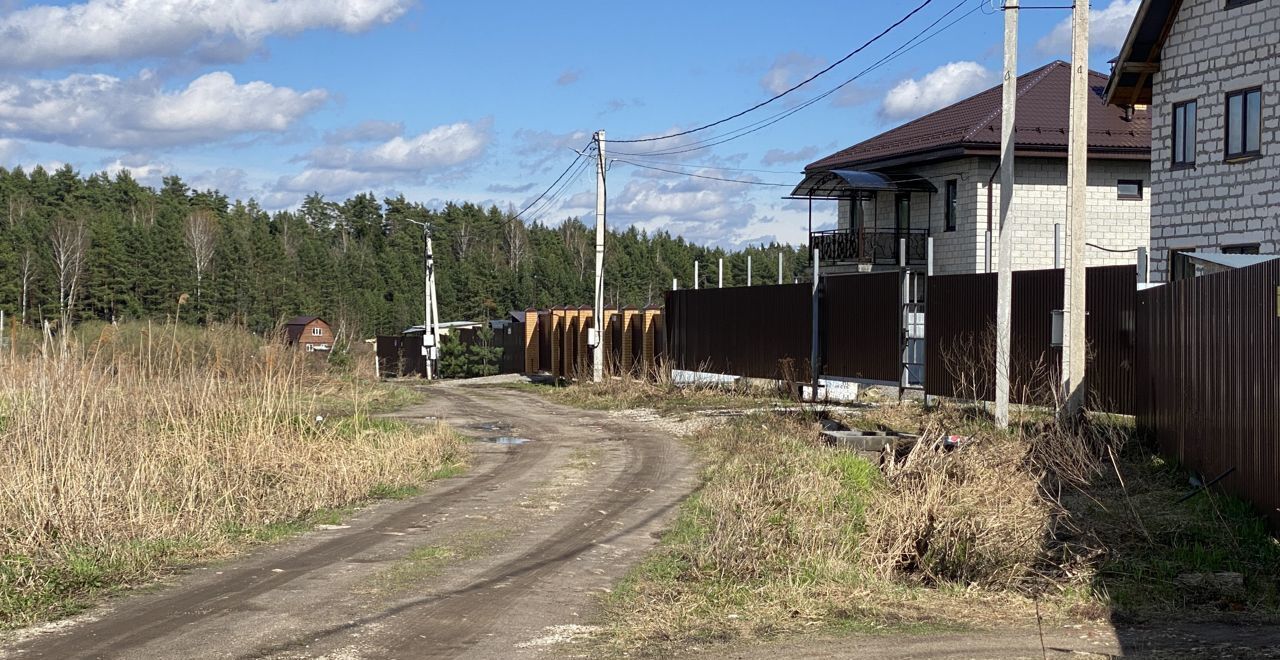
793,61,1152,275
1106,0,1279,281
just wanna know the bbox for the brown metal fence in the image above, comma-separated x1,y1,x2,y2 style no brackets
663,273,902,382
665,283,812,380
823,271,901,382
925,265,1136,413
1135,259,1280,527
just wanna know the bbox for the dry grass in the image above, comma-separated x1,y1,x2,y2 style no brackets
0,322,463,629
515,367,792,415
596,388,1280,654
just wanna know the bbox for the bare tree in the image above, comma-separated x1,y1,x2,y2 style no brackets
503,214,528,270
184,210,218,310
454,217,473,260
49,216,88,330
6,192,30,228
18,249,35,325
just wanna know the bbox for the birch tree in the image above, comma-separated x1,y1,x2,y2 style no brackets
184,209,218,311
49,216,88,329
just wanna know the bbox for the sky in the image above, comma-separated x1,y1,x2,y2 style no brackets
0,0,1141,247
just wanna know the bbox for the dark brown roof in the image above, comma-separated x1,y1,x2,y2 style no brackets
285,316,321,327
807,61,1150,172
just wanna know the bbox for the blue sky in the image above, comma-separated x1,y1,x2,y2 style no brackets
0,0,1140,247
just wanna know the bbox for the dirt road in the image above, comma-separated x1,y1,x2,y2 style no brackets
1,385,699,659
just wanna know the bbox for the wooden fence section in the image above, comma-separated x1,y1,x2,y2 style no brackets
925,265,1137,414
1136,259,1280,527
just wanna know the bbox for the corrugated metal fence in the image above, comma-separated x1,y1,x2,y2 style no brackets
1135,259,1280,527
663,273,901,383
925,265,1137,413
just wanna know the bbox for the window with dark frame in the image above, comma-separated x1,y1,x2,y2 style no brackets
1225,0,1263,9
1117,179,1143,200
944,179,957,231
312,327,323,336
1172,100,1196,167
1225,87,1262,160
1221,243,1260,255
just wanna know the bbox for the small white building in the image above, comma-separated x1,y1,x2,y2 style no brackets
1105,0,1279,281
792,61,1152,275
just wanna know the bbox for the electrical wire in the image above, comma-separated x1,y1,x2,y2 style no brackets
511,139,595,221
610,0,981,159
608,0,937,144
615,159,795,187
523,151,596,224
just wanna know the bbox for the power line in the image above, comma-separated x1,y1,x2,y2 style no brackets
524,151,596,224
611,0,981,159
616,159,795,187
609,0,937,144
512,139,595,221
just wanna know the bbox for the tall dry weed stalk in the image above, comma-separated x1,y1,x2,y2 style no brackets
0,322,459,624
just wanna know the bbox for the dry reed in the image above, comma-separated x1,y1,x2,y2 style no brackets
0,322,461,627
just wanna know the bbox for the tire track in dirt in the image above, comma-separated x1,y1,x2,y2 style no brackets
1,385,699,660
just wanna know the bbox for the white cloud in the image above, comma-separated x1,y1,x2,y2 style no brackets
301,119,491,172
609,170,759,245
880,61,995,122
760,145,820,166
0,71,327,149
1036,0,1141,56
759,52,824,95
277,119,492,199
0,137,22,163
0,0,413,70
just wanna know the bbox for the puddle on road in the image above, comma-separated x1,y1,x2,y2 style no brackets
481,436,532,445
468,421,511,432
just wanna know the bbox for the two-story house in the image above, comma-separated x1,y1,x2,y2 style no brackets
1106,0,1279,281
793,61,1152,275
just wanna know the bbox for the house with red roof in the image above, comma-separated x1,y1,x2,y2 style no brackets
792,60,1152,275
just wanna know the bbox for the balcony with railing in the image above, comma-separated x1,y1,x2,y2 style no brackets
809,227,928,266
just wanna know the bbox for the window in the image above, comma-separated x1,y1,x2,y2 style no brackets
1222,243,1260,255
311,327,323,336
1172,100,1196,167
1169,248,1196,281
895,193,911,232
1117,179,1144,200
944,179,958,231
1225,87,1262,160
1225,0,1262,8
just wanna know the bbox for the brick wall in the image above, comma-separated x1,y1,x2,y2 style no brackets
1150,0,1280,281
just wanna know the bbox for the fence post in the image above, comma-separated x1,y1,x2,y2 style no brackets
778,252,784,285
747,255,752,287
810,247,821,402
1137,247,1150,284
926,237,934,277
694,261,700,290
718,258,724,288
1054,223,1064,269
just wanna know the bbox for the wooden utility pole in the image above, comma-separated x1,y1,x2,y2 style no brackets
1062,2,1089,417
592,130,606,383
995,0,1019,428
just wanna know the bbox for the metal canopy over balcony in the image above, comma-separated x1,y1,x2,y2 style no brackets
787,168,937,200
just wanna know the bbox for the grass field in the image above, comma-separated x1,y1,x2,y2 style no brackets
0,322,463,629
533,380,1280,654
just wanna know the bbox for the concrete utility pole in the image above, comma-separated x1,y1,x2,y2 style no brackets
994,0,1019,428
409,219,440,379
592,130,606,383
1061,4,1089,417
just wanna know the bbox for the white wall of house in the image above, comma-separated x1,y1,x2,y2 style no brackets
1148,0,1280,281
833,156,1151,275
